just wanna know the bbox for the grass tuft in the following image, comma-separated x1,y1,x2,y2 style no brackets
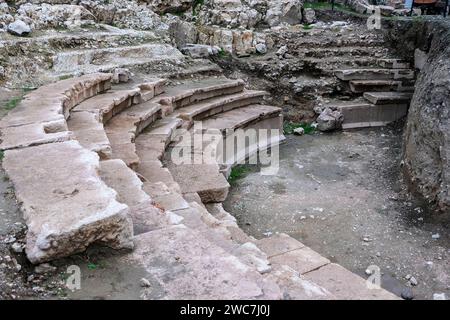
228,166,250,184
283,122,316,135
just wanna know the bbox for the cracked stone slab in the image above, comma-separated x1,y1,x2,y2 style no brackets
0,121,72,150
3,141,134,264
268,246,331,275
303,263,400,300
126,225,282,299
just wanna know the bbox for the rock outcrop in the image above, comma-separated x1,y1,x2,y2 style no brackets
402,19,450,214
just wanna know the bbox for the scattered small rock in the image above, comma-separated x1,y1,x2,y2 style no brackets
34,263,56,274
255,43,267,54
401,287,414,300
293,127,304,135
7,20,31,36
276,45,288,58
433,293,447,300
431,233,440,240
409,276,418,286
140,278,151,288
11,242,23,253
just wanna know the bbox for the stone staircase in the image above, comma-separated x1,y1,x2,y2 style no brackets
0,72,398,299
0,25,221,87
331,58,416,129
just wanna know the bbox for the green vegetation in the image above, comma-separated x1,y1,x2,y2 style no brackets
0,151,4,162
283,122,316,135
4,96,22,110
193,0,205,16
228,165,251,184
59,74,73,81
218,48,229,58
87,263,98,270
3,87,35,111
303,23,313,30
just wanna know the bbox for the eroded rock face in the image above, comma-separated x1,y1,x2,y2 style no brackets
403,20,450,214
197,0,304,28
16,3,94,30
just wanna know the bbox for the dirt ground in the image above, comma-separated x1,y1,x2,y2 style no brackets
224,126,450,300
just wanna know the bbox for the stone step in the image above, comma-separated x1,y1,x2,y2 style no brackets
105,102,162,169
303,56,381,73
52,43,184,74
363,91,413,105
98,159,182,235
303,263,399,300
0,73,112,150
349,80,402,93
377,58,410,69
256,234,398,299
67,111,111,159
329,101,408,129
72,89,141,124
167,163,230,203
335,68,415,81
123,225,282,299
2,141,134,264
171,90,267,122
154,78,246,111
134,118,182,162
137,160,182,195
0,28,161,52
200,104,282,133
294,46,389,59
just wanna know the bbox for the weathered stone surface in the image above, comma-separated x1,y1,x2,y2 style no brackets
72,89,140,123
268,246,330,275
363,92,413,105
201,104,282,132
303,263,399,300
349,80,402,93
403,20,450,213
0,73,112,150
316,107,343,132
167,163,230,203
302,8,316,25
99,159,150,207
7,19,31,36
127,225,281,299
256,233,305,257
337,102,408,129
171,90,266,121
3,141,134,264
266,0,303,27
335,68,415,81
67,111,111,159
1,73,112,128
264,264,336,300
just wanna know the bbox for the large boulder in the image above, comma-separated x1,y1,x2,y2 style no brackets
316,107,343,132
265,0,303,27
403,20,450,214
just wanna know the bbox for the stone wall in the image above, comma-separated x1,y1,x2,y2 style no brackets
385,18,450,214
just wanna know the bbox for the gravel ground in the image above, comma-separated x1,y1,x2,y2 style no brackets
224,126,450,300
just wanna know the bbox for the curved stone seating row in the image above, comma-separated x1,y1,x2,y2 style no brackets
0,73,112,150
0,73,172,264
1,73,398,299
